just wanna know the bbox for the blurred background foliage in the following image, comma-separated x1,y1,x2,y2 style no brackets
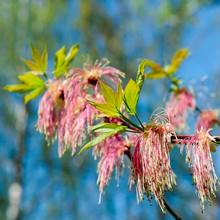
1,0,220,219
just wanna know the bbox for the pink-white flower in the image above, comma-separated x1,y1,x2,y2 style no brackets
197,110,218,131
166,88,195,131
94,134,132,204
37,59,124,157
37,79,64,141
180,128,219,212
130,111,176,212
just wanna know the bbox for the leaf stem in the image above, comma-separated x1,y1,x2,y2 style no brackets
125,129,141,133
119,112,143,131
43,73,48,80
134,113,144,129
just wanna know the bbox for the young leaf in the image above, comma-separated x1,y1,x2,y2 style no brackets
145,60,166,73
21,59,40,71
64,44,79,66
145,72,168,79
91,123,126,133
123,79,140,115
99,80,117,109
24,86,45,104
53,66,68,77
29,40,43,70
41,47,48,71
18,73,45,86
22,42,48,74
168,48,188,74
86,99,119,117
54,46,66,71
136,59,146,90
4,84,35,94
78,125,127,154
116,80,123,110
4,73,45,104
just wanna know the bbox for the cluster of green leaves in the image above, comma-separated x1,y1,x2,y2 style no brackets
4,41,48,103
53,44,79,77
144,48,188,81
87,80,123,118
80,48,188,153
79,60,147,153
4,41,79,103
78,123,127,154
21,41,48,76
4,73,45,104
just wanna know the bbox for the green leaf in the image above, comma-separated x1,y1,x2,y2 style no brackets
123,79,140,115
21,58,41,71
99,80,117,109
54,46,66,71
41,47,48,71
4,84,35,94
78,125,127,154
18,73,45,87
91,123,126,133
4,73,45,103
29,40,43,70
145,71,168,79
87,99,119,117
53,66,67,77
116,80,123,110
24,86,45,104
145,60,166,73
136,59,146,90
64,44,79,66
168,48,188,74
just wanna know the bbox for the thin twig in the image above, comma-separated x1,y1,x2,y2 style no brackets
164,200,182,220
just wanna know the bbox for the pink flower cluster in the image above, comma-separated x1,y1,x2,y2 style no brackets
130,113,176,212
197,110,218,131
180,128,219,212
38,79,64,140
93,116,137,203
38,59,124,157
94,135,129,204
166,88,195,131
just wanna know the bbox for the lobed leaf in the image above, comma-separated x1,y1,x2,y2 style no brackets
29,40,43,69
64,44,79,66
41,47,48,71
24,86,45,104
18,73,45,86
115,80,123,110
87,99,119,117
168,48,188,74
145,71,168,79
123,79,140,115
21,59,40,71
99,80,117,108
22,42,48,74
54,46,66,71
136,59,146,89
145,60,166,73
78,125,127,154
4,73,45,104
4,84,34,94
91,123,126,133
